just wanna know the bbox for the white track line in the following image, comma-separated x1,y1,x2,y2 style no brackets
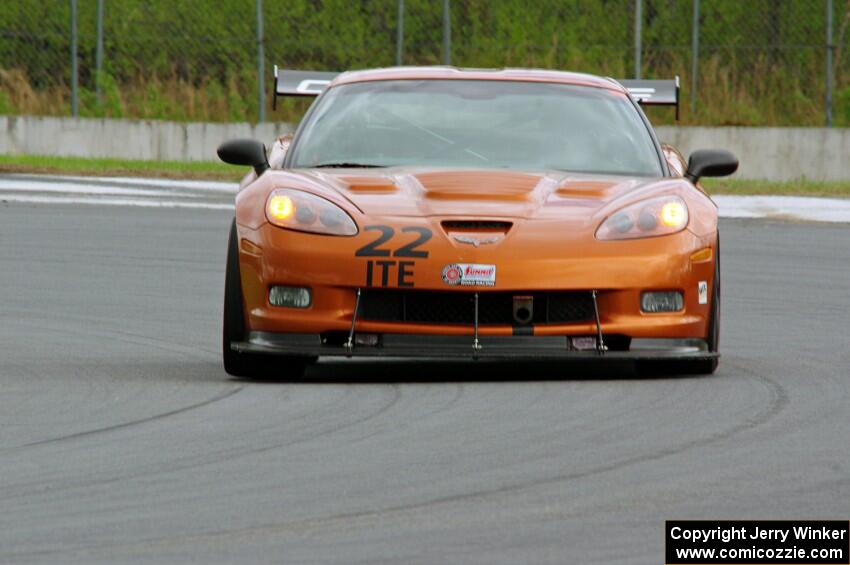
0,179,189,197
712,195,850,223
65,175,237,192
0,174,235,210
0,194,234,210
0,173,238,193
1,174,849,222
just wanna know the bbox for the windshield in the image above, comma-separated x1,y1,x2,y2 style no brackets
290,79,663,176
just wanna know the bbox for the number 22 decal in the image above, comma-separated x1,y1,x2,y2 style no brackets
355,226,432,287
355,226,432,258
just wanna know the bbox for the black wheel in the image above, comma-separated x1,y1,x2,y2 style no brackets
222,219,315,379
637,235,720,376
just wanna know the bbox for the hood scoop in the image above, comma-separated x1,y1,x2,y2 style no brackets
339,176,398,193
555,181,613,198
554,179,644,200
415,170,542,201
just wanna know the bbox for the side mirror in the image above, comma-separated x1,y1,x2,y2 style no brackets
217,139,269,176
685,149,738,182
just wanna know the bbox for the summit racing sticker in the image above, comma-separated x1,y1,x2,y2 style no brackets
441,263,497,287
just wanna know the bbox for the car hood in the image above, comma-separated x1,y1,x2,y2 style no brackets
285,167,679,220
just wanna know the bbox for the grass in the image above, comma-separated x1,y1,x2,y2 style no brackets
1,53,846,127
1,154,849,197
0,154,244,181
701,178,850,198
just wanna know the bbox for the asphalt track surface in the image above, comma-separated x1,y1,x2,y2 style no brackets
1,202,848,564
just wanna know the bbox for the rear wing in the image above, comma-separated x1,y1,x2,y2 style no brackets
617,77,680,119
272,66,680,118
272,66,339,109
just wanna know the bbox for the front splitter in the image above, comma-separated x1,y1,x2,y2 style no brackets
231,332,717,361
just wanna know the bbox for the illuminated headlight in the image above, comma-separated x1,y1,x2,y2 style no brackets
269,286,312,308
266,189,358,236
640,291,684,313
596,195,688,240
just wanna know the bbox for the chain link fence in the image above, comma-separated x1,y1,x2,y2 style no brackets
1,0,847,126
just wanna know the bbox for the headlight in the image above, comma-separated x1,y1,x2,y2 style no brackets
265,189,358,236
595,195,688,240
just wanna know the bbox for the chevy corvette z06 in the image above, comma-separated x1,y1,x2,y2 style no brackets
218,66,737,378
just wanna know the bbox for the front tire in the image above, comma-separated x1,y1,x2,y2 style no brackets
222,219,314,379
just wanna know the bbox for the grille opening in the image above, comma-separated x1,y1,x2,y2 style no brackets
441,220,513,232
596,334,631,351
320,331,350,346
360,290,594,326
319,331,631,351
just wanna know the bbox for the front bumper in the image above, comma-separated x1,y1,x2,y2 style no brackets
232,332,717,361
236,219,716,339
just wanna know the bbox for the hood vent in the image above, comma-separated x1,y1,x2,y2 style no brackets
441,220,513,232
339,176,397,192
415,171,541,201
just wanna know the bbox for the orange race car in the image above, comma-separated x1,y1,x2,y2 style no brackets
217,66,738,378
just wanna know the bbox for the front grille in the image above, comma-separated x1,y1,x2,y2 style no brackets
360,290,594,325
441,220,513,231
